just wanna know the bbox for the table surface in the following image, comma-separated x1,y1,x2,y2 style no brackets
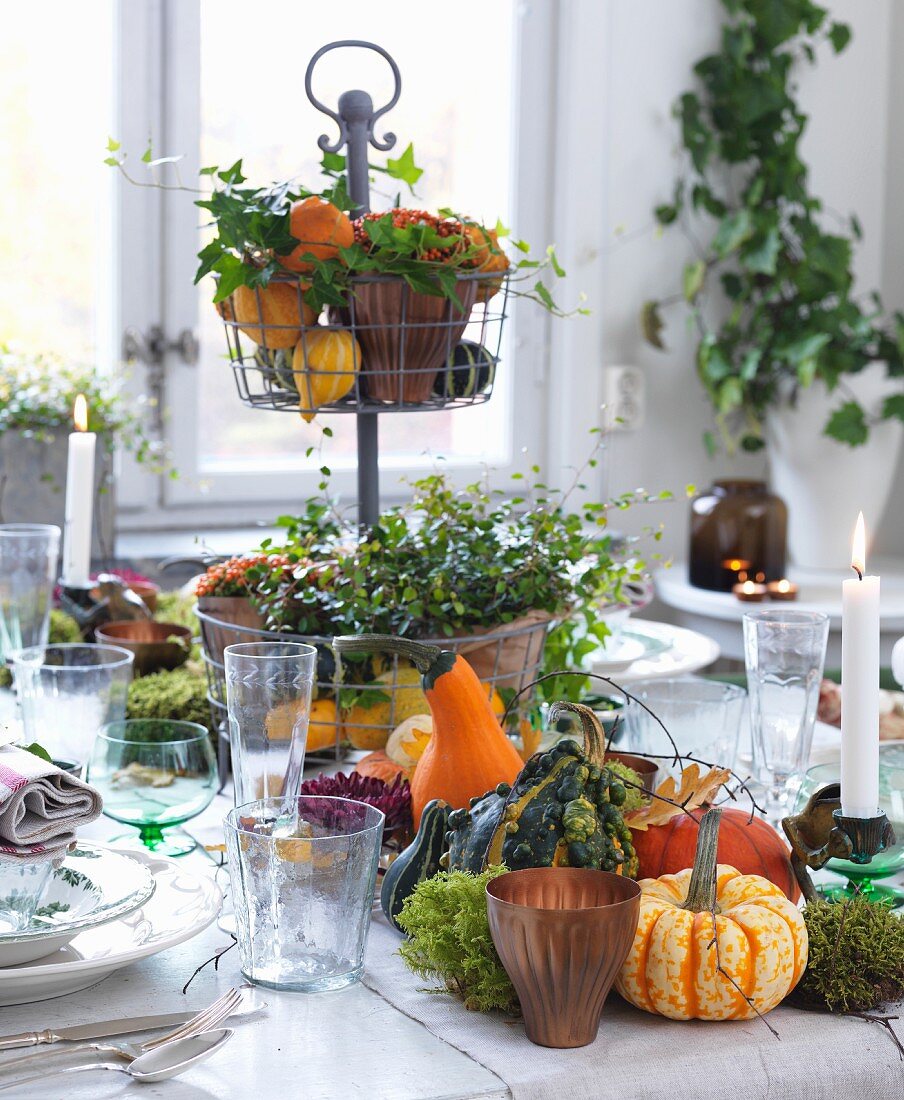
0,794,510,1100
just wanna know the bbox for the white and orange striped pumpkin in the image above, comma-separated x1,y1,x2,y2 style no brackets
293,328,361,422
615,808,807,1020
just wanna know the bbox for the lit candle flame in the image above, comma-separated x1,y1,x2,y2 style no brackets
778,579,790,593
73,394,89,433
851,511,866,580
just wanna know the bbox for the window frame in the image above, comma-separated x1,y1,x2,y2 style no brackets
115,0,609,532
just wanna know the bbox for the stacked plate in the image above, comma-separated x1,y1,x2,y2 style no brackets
0,845,221,1005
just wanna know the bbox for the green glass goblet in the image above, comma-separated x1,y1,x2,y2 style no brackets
87,719,217,857
792,741,904,907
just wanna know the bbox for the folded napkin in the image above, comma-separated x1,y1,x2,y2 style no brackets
0,747,103,864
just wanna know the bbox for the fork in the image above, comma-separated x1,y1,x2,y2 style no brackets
0,987,247,1072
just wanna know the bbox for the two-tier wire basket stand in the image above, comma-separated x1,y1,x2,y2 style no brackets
217,39,512,526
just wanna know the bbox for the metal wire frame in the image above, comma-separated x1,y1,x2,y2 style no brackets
195,605,552,778
220,270,510,416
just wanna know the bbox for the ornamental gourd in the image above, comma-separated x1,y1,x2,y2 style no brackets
445,702,637,877
293,328,361,422
615,808,808,1021
333,635,524,827
381,799,451,932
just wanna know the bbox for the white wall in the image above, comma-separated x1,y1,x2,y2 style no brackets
579,0,898,563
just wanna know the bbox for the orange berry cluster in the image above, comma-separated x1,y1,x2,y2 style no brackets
353,208,473,263
194,553,293,598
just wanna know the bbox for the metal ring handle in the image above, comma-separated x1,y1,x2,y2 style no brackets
304,40,401,155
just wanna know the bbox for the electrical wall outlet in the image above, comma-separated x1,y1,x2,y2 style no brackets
603,365,645,431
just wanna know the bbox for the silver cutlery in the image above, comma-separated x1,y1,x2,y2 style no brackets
0,985,258,1071
0,1027,234,1090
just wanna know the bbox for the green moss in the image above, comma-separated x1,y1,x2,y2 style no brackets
605,760,648,813
155,590,197,632
126,667,214,735
796,896,904,1013
49,609,81,643
397,867,518,1014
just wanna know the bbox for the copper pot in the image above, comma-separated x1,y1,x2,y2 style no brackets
486,868,640,1048
94,620,192,676
351,276,477,403
604,750,659,793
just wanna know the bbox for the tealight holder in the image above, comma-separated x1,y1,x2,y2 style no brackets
782,782,895,903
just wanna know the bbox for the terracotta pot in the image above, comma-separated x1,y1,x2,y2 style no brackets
486,867,641,1048
604,750,659,793
454,610,553,695
95,620,192,676
195,596,266,668
351,277,478,403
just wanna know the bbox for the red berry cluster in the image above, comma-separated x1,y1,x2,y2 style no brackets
194,553,293,598
353,208,472,262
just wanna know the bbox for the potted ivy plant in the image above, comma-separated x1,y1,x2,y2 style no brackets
0,349,170,559
642,0,904,568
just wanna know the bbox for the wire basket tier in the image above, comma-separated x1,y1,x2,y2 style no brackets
219,270,510,417
196,604,551,769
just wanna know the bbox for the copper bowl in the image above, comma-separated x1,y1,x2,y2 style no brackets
604,750,659,793
486,868,640,1048
94,620,192,675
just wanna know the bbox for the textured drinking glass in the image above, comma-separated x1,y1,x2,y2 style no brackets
86,719,218,857
0,524,60,664
13,643,134,765
0,859,56,934
224,642,316,805
744,609,829,819
225,796,384,991
792,743,904,908
624,678,746,775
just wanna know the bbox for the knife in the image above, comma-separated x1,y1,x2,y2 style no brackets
0,1011,199,1051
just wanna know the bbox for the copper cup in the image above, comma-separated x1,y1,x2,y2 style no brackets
486,868,640,1048
604,750,659,793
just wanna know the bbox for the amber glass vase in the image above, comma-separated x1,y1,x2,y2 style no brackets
689,480,787,591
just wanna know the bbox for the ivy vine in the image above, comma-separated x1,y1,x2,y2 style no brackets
643,0,904,453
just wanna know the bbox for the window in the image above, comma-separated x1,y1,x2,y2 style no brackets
0,2,115,364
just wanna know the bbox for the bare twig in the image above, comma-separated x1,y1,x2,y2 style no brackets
181,936,237,995
846,1012,904,1060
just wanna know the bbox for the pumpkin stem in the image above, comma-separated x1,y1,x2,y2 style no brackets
681,807,722,914
333,634,443,674
547,702,606,768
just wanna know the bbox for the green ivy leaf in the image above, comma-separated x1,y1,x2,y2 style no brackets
829,22,852,54
654,204,678,226
713,209,754,257
881,393,904,422
640,300,666,349
742,225,781,274
683,260,706,302
385,143,423,188
825,401,868,446
717,376,744,413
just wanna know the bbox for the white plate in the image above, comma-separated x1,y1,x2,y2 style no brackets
0,845,156,966
0,848,221,1005
590,626,672,674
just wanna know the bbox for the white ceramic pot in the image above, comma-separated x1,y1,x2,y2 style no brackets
766,363,904,569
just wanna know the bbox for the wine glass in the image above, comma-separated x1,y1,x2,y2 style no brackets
87,719,217,857
792,742,904,907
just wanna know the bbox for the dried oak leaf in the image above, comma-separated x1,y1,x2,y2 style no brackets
625,763,732,831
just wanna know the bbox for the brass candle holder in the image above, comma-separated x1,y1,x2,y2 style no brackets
782,782,895,903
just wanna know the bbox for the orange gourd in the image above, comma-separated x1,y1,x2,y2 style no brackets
334,635,524,826
616,808,808,1021
354,749,411,784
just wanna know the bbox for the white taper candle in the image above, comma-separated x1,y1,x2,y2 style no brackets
61,394,96,587
840,512,880,818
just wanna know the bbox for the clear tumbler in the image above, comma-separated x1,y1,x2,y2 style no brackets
225,796,384,991
0,524,60,664
224,642,316,805
743,609,829,820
